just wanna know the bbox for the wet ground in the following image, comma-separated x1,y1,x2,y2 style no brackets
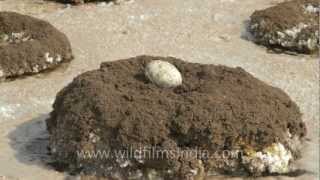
0,0,319,179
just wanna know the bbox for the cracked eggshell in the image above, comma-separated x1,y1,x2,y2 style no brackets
145,60,182,88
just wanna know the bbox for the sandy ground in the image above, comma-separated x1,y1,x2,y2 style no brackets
0,0,319,179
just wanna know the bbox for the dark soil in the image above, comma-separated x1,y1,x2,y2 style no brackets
249,0,319,54
0,12,73,81
46,55,306,179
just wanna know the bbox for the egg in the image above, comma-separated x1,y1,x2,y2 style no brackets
145,60,182,88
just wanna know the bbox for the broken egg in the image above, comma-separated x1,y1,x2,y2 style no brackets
145,60,182,88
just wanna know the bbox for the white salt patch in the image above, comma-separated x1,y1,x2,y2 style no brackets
187,8,194,12
97,2,107,7
119,160,130,168
277,31,286,39
32,64,40,73
125,0,135,4
263,143,292,173
137,159,144,164
284,23,308,38
0,33,9,42
89,132,100,143
307,38,317,50
190,169,198,175
305,4,319,13
128,15,135,20
140,15,146,20
11,32,24,39
22,36,31,42
128,13,151,23
45,52,54,63
244,143,293,174
250,23,259,29
129,170,143,179
56,54,62,62
0,104,21,120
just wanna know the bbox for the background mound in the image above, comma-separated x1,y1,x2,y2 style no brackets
249,0,319,54
0,12,73,81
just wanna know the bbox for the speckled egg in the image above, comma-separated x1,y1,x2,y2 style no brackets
145,60,182,88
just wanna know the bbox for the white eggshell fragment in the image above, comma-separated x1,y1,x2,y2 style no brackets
145,60,182,88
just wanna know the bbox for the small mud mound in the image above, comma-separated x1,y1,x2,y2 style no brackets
249,0,319,54
46,56,306,179
0,12,73,81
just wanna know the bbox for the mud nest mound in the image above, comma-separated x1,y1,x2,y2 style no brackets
249,0,319,54
0,12,73,81
47,56,306,179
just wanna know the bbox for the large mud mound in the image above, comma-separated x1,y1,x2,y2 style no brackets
0,12,73,81
249,0,319,54
47,56,306,179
